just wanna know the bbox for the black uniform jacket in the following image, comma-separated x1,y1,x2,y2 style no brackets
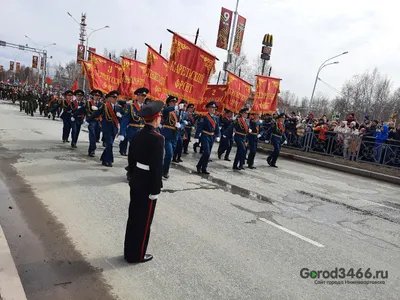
128,124,164,195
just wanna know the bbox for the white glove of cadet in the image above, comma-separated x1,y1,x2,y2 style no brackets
223,135,227,138
71,117,75,122
116,112,122,118
249,129,252,133
283,140,288,145
91,106,98,111
149,194,159,200
183,120,188,125
178,103,185,110
259,120,263,124
257,134,262,138
194,138,199,143
175,122,181,129
118,135,125,142
158,124,163,129
216,137,221,142
265,140,270,144
174,105,178,111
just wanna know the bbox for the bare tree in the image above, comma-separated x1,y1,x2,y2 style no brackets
120,47,137,59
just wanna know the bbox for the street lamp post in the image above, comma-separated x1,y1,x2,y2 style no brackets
309,51,348,111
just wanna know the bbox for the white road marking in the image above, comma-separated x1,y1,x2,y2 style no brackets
258,218,325,248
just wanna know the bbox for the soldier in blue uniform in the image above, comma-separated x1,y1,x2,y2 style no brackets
267,113,286,168
91,90,123,167
194,101,220,174
119,87,148,156
182,103,196,154
225,108,249,170
217,109,234,161
58,90,74,143
161,96,179,179
247,113,262,169
70,89,85,149
172,100,187,163
73,89,103,157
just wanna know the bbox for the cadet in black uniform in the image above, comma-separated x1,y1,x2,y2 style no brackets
124,100,165,263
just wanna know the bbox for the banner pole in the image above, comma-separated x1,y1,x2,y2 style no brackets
223,0,239,84
194,28,200,45
159,43,162,54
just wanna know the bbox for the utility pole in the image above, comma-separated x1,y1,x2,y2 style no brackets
79,13,87,91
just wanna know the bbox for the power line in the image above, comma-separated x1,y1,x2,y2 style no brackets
318,77,344,96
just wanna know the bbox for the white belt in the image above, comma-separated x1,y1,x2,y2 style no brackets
136,162,150,171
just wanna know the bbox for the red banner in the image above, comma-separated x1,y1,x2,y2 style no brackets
82,52,123,94
0,66,3,72
196,85,227,115
88,47,96,61
144,45,168,100
166,33,216,104
32,56,38,69
216,7,233,50
77,44,85,63
120,57,146,97
224,71,251,113
10,61,14,71
40,57,44,70
233,15,246,55
251,75,280,114
16,62,20,73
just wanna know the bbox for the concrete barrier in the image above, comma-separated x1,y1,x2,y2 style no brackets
0,225,27,300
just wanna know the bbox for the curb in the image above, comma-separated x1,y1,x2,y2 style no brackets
258,147,400,185
0,225,27,300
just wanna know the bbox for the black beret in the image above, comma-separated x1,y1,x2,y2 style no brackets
64,90,73,96
239,108,249,114
187,103,195,108
206,101,217,108
74,89,84,96
166,95,178,103
118,100,127,106
138,100,164,118
134,87,149,96
106,90,119,98
179,99,188,104
90,89,103,96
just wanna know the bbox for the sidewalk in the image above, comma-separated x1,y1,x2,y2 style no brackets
0,225,27,300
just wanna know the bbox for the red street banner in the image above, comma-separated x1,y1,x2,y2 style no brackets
216,7,233,50
82,52,123,94
251,75,280,114
224,71,251,113
196,85,227,115
16,62,20,73
40,57,44,70
166,33,216,104
10,61,14,71
144,45,168,100
120,57,146,97
32,56,38,69
88,47,96,61
233,15,246,55
77,44,85,63
0,66,3,72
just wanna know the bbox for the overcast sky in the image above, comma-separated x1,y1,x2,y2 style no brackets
1,0,398,99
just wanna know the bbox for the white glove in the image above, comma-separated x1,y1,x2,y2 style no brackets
233,116,237,120
91,106,98,111
158,124,163,129
265,140,270,144
149,194,159,200
116,112,122,118
216,137,221,142
84,120,89,125
175,122,181,129
71,117,75,122
223,135,227,138
259,120,263,124
257,134,261,138
118,135,125,141
78,106,81,109
283,140,288,145
194,138,199,143
179,103,185,110
249,129,252,133
184,120,188,125
174,106,178,110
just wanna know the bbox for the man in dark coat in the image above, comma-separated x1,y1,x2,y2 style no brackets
124,100,164,263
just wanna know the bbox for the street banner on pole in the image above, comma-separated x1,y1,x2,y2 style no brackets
16,62,20,73
40,57,44,70
144,44,168,100
32,56,38,69
10,61,14,71
88,47,96,61
120,57,146,97
82,52,123,94
166,31,216,104
216,7,233,50
251,75,280,114
224,71,251,113
0,65,3,72
233,15,246,55
196,84,227,115
77,44,85,63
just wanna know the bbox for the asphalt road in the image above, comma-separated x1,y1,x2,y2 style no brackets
0,101,399,300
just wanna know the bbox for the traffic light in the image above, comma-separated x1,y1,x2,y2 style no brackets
262,34,273,47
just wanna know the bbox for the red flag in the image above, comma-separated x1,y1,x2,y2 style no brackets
120,57,146,97
71,80,78,91
196,85,227,115
166,33,216,104
46,77,53,84
216,7,233,50
224,72,251,113
251,75,280,114
144,45,168,100
233,15,246,55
